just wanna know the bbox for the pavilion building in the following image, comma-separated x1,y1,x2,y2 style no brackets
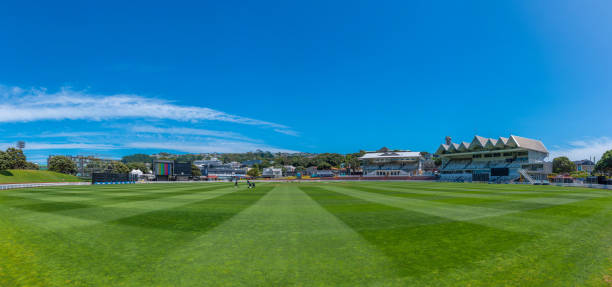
436,135,550,183
359,147,423,177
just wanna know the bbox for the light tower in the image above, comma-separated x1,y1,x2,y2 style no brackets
16,141,25,149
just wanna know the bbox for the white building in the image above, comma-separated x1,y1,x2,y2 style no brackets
436,135,550,183
194,158,246,179
262,167,283,178
283,165,296,176
359,147,423,176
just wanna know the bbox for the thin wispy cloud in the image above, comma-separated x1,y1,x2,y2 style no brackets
28,132,108,138
274,128,300,137
548,137,612,161
126,140,297,154
0,85,297,135
130,125,256,142
0,142,117,150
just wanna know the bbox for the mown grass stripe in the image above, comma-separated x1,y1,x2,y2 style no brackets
374,182,611,198
136,184,397,286
354,184,594,213
5,184,231,212
418,196,612,286
301,185,534,278
4,184,239,231
323,184,514,220
2,182,612,286
1,184,272,286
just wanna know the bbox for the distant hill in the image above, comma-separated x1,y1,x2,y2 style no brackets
0,170,84,184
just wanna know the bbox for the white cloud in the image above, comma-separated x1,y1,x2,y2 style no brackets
548,137,612,161
130,125,256,142
0,142,117,150
33,132,108,138
125,140,297,154
2,139,298,155
0,85,297,135
274,128,300,137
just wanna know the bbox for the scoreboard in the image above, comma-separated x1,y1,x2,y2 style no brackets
155,161,173,176
174,162,192,176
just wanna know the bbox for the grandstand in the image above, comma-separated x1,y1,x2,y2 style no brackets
436,135,550,183
359,147,423,176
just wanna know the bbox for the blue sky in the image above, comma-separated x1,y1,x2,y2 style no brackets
1,0,611,163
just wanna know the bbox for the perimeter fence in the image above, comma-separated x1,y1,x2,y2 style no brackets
0,182,91,190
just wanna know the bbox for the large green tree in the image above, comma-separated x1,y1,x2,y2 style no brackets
176,154,204,163
191,164,202,177
0,151,10,170
48,156,77,174
24,162,39,170
110,162,130,174
0,148,38,170
317,162,332,170
247,168,261,177
595,149,612,175
552,156,576,174
3,148,27,169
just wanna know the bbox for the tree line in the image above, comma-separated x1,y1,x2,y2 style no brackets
45,148,612,177
552,152,612,177
0,148,38,171
119,151,367,173
46,156,150,175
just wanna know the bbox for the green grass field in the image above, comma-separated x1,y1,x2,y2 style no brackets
1,182,612,286
0,169,83,184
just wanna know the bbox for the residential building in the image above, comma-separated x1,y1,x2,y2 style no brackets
283,165,296,176
573,159,595,173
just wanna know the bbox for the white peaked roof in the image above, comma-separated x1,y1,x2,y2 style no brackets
436,144,450,154
436,135,548,154
359,151,422,159
469,135,488,149
510,135,548,153
495,137,508,148
484,138,497,149
506,136,519,147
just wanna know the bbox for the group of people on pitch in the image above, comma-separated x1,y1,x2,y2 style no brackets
235,178,255,189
